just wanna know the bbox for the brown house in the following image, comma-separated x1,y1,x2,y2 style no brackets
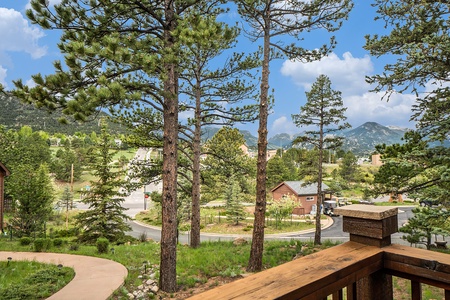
271,181,332,215
0,161,10,233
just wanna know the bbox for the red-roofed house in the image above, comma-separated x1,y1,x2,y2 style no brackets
271,181,332,215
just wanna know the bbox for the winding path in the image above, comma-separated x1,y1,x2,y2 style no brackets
0,251,127,300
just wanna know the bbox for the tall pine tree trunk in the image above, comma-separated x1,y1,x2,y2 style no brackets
159,0,179,292
314,123,324,245
190,81,202,248
247,13,270,272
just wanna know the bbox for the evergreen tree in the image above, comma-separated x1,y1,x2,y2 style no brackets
202,127,255,204
266,155,297,189
58,186,74,229
225,179,247,226
292,74,350,245
51,141,82,182
75,124,130,244
235,0,352,271
12,0,219,291
399,207,450,250
9,164,54,237
339,151,361,182
365,0,450,142
177,13,258,248
364,1,450,207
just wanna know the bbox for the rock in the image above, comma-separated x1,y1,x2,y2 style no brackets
150,285,159,293
233,237,248,246
127,293,135,299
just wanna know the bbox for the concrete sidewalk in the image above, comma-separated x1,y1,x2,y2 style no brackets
0,251,127,300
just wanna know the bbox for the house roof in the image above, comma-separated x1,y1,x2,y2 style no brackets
272,181,330,195
0,162,10,176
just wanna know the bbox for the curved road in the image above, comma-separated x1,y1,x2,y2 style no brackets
126,203,415,246
85,148,415,245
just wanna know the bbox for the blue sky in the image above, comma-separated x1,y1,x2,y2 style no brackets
0,1,417,138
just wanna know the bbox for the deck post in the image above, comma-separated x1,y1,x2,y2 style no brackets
334,204,398,300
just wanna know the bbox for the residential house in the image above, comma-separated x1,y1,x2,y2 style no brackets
372,154,383,166
0,161,10,233
271,181,332,215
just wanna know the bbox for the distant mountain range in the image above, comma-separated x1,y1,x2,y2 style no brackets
0,93,124,135
268,122,409,156
201,122,410,156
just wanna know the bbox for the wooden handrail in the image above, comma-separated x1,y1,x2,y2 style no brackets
187,242,384,299
187,205,450,300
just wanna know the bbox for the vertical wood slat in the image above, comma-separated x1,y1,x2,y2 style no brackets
445,289,450,300
346,283,356,300
411,280,422,300
332,289,343,300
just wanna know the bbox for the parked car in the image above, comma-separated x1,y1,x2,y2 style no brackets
419,199,439,207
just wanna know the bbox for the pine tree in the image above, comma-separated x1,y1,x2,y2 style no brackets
235,0,353,271
225,180,247,226
9,164,54,237
292,75,350,245
58,186,73,229
75,123,130,244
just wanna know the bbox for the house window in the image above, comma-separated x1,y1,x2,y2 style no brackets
306,196,314,201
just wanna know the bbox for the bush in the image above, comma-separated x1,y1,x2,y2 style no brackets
69,242,79,251
96,238,109,254
53,238,64,247
19,237,32,246
34,238,52,252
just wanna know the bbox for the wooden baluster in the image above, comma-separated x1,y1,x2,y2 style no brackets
346,283,356,300
332,289,343,300
411,280,422,300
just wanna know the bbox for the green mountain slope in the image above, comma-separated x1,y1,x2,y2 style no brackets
0,94,124,135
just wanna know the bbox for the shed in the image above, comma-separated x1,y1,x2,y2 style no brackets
271,181,332,215
0,161,10,233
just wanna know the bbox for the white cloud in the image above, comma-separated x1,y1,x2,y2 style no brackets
0,8,47,59
270,116,298,136
281,52,373,95
345,92,416,128
0,65,7,87
278,51,417,130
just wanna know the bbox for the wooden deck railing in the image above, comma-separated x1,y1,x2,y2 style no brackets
187,205,450,300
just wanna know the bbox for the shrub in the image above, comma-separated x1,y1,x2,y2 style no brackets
53,238,64,247
19,237,32,246
34,238,52,252
96,238,109,254
138,232,148,243
69,242,79,251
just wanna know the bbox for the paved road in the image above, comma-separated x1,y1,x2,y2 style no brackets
127,205,415,246
78,147,417,245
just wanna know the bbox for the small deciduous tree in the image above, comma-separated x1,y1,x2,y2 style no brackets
266,195,297,228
